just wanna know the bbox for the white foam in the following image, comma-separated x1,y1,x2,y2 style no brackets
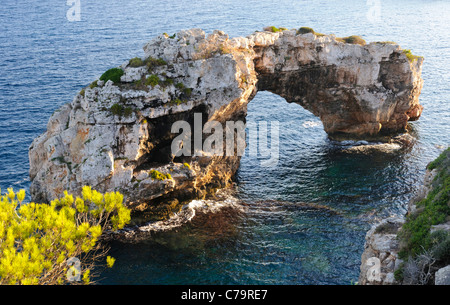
137,190,245,233
302,121,321,128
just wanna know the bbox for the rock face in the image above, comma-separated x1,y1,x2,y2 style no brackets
29,28,424,224
253,32,423,137
435,265,450,285
359,149,450,285
359,217,404,285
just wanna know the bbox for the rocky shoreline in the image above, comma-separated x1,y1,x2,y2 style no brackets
359,148,450,285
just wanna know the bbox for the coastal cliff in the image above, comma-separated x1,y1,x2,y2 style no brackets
29,27,424,227
359,148,450,285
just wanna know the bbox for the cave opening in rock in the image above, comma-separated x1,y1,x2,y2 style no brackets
133,104,210,173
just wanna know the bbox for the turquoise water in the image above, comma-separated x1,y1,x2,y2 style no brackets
0,0,449,284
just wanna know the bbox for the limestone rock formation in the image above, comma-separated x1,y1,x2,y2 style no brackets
29,28,424,225
359,148,450,285
252,31,424,137
359,217,404,285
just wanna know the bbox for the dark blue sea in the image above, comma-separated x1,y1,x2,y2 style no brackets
0,0,449,284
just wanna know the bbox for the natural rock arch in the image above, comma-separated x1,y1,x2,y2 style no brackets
29,28,423,224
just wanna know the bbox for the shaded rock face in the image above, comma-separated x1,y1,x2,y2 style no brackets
29,28,424,223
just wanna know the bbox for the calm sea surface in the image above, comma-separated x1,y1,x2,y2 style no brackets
0,0,449,284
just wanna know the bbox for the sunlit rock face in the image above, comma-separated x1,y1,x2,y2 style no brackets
29,28,423,223
251,30,423,137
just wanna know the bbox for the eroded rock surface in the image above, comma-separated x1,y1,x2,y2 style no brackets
359,217,404,285
29,28,424,224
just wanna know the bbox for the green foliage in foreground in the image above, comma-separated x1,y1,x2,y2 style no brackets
0,187,131,285
427,148,449,170
99,68,124,84
398,148,450,259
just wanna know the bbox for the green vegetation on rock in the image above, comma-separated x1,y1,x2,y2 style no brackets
175,82,185,90
398,148,450,259
428,149,449,170
110,103,133,117
171,98,185,106
375,41,397,45
163,33,176,39
402,49,423,63
100,68,124,84
161,77,174,87
296,27,325,37
144,57,167,70
336,35,366,45
137,199,183,222
145,74,160,87
266,26,288,33
268,26,281,33
89,80,98,89
297,27,315,34
128,57,145,68
175,82,192,96
150,170,172,181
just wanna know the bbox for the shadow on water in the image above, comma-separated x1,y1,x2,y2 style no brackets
101,198,355,285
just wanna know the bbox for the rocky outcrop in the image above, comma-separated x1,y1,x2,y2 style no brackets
253,32,424,137
435,265,450,285
29,28,424,225
359,148,450,285
358,169,435,285
359,217,404,285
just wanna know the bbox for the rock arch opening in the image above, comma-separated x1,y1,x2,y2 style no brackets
29,28,424,218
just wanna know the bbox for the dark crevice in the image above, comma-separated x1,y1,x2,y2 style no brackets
134,104,209,173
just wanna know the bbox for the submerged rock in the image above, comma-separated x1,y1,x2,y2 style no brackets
29,28,424,224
